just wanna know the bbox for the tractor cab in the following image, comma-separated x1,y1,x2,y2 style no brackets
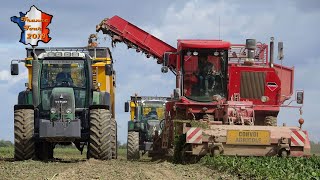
125,96,169,159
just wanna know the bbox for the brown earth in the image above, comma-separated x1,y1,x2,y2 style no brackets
0,147,235,180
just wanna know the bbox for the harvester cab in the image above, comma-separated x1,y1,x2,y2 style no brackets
124,95,169,160
11,47,118,161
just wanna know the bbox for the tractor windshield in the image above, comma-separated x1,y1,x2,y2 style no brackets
141,101,165,121
40,60,86,89
182,50,228,102
40,60,87,109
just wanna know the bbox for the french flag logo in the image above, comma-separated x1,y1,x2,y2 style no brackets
11,5,53,46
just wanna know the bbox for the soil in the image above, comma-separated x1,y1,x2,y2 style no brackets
0,147,235,180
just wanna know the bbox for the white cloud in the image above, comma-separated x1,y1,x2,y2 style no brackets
0,70,10,81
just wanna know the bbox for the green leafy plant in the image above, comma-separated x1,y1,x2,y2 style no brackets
200,155,320,179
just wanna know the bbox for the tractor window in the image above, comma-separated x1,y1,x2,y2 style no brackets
182,50,227,102
40,60,86,89
141,101,165,121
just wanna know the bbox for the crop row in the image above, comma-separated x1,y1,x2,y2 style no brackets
200,155,320,180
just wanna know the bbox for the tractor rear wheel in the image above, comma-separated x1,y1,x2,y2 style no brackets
14,109,35,161
265,116,277,126
127,131,140,160
111,118,117,159
88,109,112,160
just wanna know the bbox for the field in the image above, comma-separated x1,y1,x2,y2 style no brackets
1,144,320,180
0,146,233,180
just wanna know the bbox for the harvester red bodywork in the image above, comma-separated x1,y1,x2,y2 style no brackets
97,15,310,157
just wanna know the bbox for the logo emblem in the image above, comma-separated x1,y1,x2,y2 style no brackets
11,5,53,46
267,82,278,92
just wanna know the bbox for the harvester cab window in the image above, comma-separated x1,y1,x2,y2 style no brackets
182,50,227,102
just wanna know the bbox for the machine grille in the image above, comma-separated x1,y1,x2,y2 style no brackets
240,71,266,99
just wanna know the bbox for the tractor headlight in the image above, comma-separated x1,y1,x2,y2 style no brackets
66,108,72,114
50,108,57,114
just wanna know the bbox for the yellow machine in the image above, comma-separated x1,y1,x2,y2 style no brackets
10,44,117,160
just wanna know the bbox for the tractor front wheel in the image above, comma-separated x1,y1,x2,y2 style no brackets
88,109,112,160
111,118,117,159
14,109,35,161
127,131,140,160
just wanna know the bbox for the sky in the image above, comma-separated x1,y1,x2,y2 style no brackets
0,0,319,143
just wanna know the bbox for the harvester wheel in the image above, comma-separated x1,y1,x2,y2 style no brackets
265,116,277,126
111,118,117,159
213,148,220,156
280,149,288,157
88,109,112,160
127,131,140,160
14,109,35,161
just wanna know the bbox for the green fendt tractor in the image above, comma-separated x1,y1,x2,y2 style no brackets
124,95,169,160
10,47,117,161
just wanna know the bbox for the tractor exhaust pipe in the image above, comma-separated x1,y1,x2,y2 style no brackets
31,47,40,107
245,39,256,65
270,37,274,68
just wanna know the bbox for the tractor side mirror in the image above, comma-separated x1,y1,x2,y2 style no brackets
161,66,168,73
124,102,129,112
162,53,170,73
173,88,181,99
11,63,19,75
296,91,304,104
105,64,112,76
278,42,284,60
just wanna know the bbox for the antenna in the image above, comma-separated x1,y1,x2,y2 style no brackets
219,16,221,40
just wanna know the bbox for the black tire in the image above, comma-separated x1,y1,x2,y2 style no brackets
213,148,220,156
279,149,288,157
87,109,112,160
127,131,140,160
14,109,35,161
111,118,117,159
35,141,54,160
265,116,277,126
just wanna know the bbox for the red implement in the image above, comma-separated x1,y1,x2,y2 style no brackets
96,15,176,65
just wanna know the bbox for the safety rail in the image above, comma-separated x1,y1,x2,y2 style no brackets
130,96,171,102
25,47,112,59
228,44,269,66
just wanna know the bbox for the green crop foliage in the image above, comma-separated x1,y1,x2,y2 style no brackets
200,155,320,180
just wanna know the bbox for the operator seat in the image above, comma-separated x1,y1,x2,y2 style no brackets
56,72,73,86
